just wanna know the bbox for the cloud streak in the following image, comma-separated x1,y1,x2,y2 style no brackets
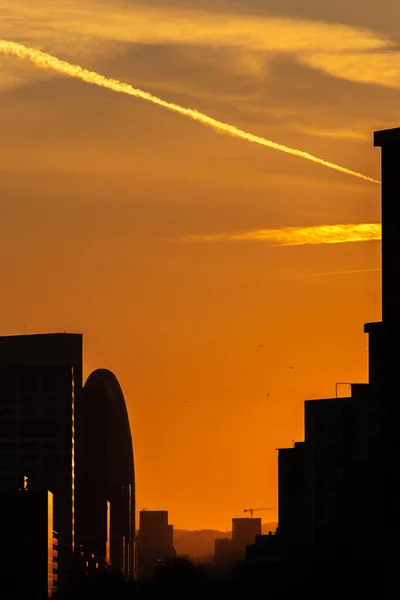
300,52,400,90
2,1,387,53
1,0,399,93
298,268,381,278
293,125,370,142
181,223,381,246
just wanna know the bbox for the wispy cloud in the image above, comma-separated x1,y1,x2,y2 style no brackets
299,51,400,90
298,268,381,278
2,1,387,53
180,223,381,246
0,0,397,92
293,125,370,142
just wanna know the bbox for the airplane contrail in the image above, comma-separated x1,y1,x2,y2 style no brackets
0,40,380,184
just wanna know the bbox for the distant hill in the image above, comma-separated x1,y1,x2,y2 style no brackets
173,522,277,559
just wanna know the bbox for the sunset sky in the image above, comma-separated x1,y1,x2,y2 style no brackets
0,0,397,531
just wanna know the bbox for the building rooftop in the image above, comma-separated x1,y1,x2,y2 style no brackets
374,127,400,147
0,332,81,340
305,396,349,405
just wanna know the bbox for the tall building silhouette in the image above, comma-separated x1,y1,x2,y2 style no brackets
373,127,400,579
0,333,81,583
0,333,136,584
76,369,135,578
277,127,400,588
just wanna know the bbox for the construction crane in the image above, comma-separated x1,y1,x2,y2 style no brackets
244,507,274,518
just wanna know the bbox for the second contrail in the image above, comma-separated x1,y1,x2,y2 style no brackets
0,40,380,184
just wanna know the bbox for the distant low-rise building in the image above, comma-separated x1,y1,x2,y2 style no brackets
246,532,279,565
136,510,175,579
232,517,261,560
214,537,235,570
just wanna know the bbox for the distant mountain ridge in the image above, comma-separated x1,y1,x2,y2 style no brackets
173,522,277,559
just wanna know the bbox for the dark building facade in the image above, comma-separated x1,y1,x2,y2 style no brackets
0,333,83,390
277,441,305,563
278,336,382,567
0,362,75,581
232,517,262,547
136,510,175,579
76,369,135,578
0,484,58,598
277,128,400,589
303,395,356,561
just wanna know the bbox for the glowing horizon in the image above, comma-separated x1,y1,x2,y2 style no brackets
180,223,381,246
0,40,380,185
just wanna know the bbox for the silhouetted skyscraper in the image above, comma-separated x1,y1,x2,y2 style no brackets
76,369,135,578
0,363,75,582
277,128,400,592
373,127,400,578
0,334,80,584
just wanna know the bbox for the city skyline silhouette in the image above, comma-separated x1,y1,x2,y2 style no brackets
0,0,393,538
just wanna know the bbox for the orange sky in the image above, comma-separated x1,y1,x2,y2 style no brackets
0,0,397,530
